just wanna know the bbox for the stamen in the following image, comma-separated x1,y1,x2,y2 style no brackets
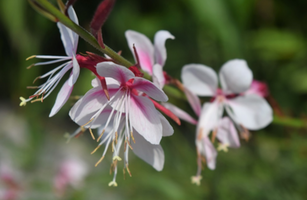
19,97,27,106
197,128,203,140
123,168,126,180
27,64,35,69
191,176,202,186
113,156,122,161
89,128,96,140
126,140,133,150
211,129,217,143
26,55,36,60
115,131,118,144
125,164,132,177
33,76,41,84
108,181,118,187
130,131,135,143
97,129,105,142
95,156,105,167
91,144,102,154
31,98,43,103
217,143,229,152
81,118,94,127
26,86,38,89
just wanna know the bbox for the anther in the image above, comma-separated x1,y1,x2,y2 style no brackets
81,118,94,127
26,55,36,60
97,129,105,142
130,131,135,143
211,129,217,143
89,128,96,140
125,164,132,177
33,76,41,84
95,156,105,167
27,64,35,69
91,145,102,154
31,98,43,103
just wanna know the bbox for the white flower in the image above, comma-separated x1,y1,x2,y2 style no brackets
20,7,80,117
181,59,273,181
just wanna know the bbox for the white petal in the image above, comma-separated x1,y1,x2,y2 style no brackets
226,95,273,130
158,112,174,137
132,77,168,102
69,87,109,126
130,95,162,145
152,64,165,89
216,117,240,148
96,62,135,84
125,30,154,74
181,64,218,96
49,76,74,117
219,59,253,94
196,136,217,170
131,131,164,171
197,101,224,138
183,87,202,117
67,7,79,53
162,103,197,125
154,30,174,67
68,55,80,86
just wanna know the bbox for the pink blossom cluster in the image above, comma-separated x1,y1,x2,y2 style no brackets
21,2,273,186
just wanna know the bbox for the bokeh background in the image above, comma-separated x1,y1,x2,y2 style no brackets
1,0,307,199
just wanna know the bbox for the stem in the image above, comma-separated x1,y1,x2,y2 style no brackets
34,0,133,68
272,115,307,128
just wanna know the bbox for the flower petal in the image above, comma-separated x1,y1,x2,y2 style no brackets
158,112,174,137
181,64,218,96
131,131,164,171
68,55,80,86
130,95,162,145
219,59,253,94
69,87,109,126
49,76,74,117
197,101,224,138
67,7,79,53
183,87,202,117
154,30,174,67
196,136,217,170
96,62,135,84
162,102,197,125
216,117,240,148
131,77,168,102
226,95,273,130
125,30,154,74
152,64,165,89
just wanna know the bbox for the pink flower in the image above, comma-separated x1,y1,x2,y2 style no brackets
69,62,173,186
20,7,80,117
181,59,273,183
125,30,174,89
54,158,88,196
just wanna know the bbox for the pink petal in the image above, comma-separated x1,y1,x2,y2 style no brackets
158,112,174,137
131,131,164,171
131,77,168,102
181,64,218,96
130,95,162,145
67,7,79,53
69,87,109,126
183,87,202,117
203,136,217,170
152,64,165,89
154,30,174,67
219,59,253,94
226,95,273,130
96,62,135,84
49,76,74,117
216,117,240,148
245,80,269,98
162,103,197,125
125,30,154,74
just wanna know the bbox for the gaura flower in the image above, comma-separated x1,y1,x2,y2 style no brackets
181,59,273,184
69,62,173,186
20,7,80,117
125,30,174,89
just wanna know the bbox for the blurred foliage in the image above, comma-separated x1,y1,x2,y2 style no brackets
0,0,307,199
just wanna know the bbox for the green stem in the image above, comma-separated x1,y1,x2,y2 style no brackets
272,115,307,128
34,0,133,68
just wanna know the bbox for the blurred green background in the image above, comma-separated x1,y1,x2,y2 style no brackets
1,0,307,199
